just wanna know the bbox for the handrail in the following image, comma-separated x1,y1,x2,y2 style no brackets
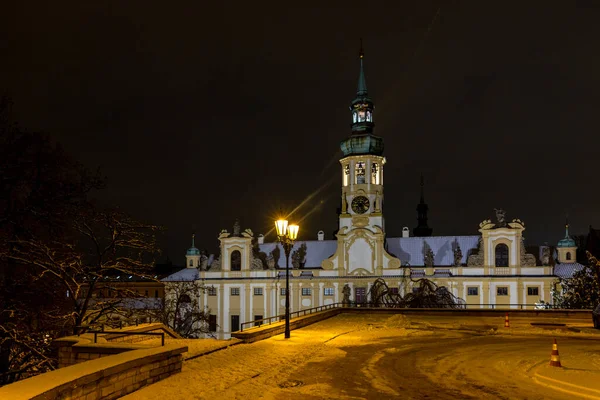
89,330,166,346
240,302,344,332
346,302,568,310
238,302,579,332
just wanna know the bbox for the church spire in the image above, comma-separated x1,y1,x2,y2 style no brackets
357,39,368,96
565,215,570,238
340,42,383,156
349,40,375,136
413,175,433,237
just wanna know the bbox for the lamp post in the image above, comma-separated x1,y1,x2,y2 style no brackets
274,218,299,339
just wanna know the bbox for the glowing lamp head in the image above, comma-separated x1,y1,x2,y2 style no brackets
287,224,299,241
275,219,288,237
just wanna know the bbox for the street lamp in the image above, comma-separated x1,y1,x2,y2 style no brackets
274,217,299,339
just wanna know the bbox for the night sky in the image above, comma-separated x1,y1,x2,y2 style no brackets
2,2,600,264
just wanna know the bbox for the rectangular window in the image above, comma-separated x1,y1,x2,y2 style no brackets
154,289,159,298
467,287,479,296
389,287,399,295
144,289,149,296
254,315,263,327
280,288,286,296
253,287,263,296
497,287,508,296
209,315,217,332
230,287,240,296
208,287,217,296
527,287,539,296
231,315,240,332
301,288,312,296
324,287,335,296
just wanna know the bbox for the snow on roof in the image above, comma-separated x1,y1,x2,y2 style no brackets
259,240,337,268
386,236,480,266
258,235,480,268
554,262,585,278
162,268,199,282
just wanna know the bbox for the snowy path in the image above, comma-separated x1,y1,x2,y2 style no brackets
123,313,600,400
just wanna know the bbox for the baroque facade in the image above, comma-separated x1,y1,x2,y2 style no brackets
165,51,569,339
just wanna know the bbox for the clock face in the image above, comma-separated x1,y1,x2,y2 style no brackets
351,196,370,214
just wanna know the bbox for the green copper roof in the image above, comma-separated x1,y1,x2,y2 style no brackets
557,224,576,248
340,134,384,156
187,234,200,255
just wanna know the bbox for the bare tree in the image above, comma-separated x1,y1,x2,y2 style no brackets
145,281,213,338
4,207,162,334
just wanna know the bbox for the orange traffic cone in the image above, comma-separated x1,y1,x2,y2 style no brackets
504,312,509,328
549,338,562,367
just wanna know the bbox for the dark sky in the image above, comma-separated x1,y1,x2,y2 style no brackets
2,1,600,264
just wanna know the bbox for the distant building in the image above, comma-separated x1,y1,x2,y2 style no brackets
165,50,572,339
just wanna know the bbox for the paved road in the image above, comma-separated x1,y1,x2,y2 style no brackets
125,314,600,400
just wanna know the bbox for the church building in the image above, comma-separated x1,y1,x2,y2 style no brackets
165,50,568,339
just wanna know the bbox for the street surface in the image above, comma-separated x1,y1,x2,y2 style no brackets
124,313,600,400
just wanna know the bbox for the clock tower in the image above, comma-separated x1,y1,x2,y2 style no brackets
322,46,400,275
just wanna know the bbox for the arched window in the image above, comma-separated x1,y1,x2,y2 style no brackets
353,112,357,123
189,259,193,267
355,162,365,184
366,111,372,122
371,162,379,184
495,244,509,267
566,252,572,261
231,250,241,271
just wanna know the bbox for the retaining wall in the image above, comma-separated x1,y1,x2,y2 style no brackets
0,344,187,400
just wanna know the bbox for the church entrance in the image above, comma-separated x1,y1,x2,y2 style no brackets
355,287,367,304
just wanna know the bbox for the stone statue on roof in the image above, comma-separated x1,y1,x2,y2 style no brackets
233,219,241,237
342,284,351,305
453,242,462,267
494,208,507,227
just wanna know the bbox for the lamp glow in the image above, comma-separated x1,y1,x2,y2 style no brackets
287,224,299,241
275,219,288,237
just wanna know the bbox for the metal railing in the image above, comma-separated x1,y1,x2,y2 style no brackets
240,302,343,332
348,302,561,310
90,330,166,346
75,317,154,335
238,302,581,332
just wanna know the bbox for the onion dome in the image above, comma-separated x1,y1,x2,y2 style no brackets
187,234,200,255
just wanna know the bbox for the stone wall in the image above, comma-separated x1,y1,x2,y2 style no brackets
54,323,181,368
0,344,187,400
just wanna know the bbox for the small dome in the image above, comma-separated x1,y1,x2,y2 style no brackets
187,247,200,256
557,237,576,248
340,134,384,156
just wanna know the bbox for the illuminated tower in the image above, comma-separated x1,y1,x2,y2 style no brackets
186,234,201,268
338,44,385,232
323,44,400,275
556,219,577,263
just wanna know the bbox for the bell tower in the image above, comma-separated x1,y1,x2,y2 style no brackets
323,44,400,275
339,44,386,232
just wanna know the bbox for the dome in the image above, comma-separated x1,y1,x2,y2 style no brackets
340,134,384,156
557,237,576,248
186,247,200,256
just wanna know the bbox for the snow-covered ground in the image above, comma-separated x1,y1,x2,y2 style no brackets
123,313,600,399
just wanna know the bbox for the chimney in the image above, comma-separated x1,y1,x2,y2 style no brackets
317,230,325,241
402,227,410,238
257,234,264,244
